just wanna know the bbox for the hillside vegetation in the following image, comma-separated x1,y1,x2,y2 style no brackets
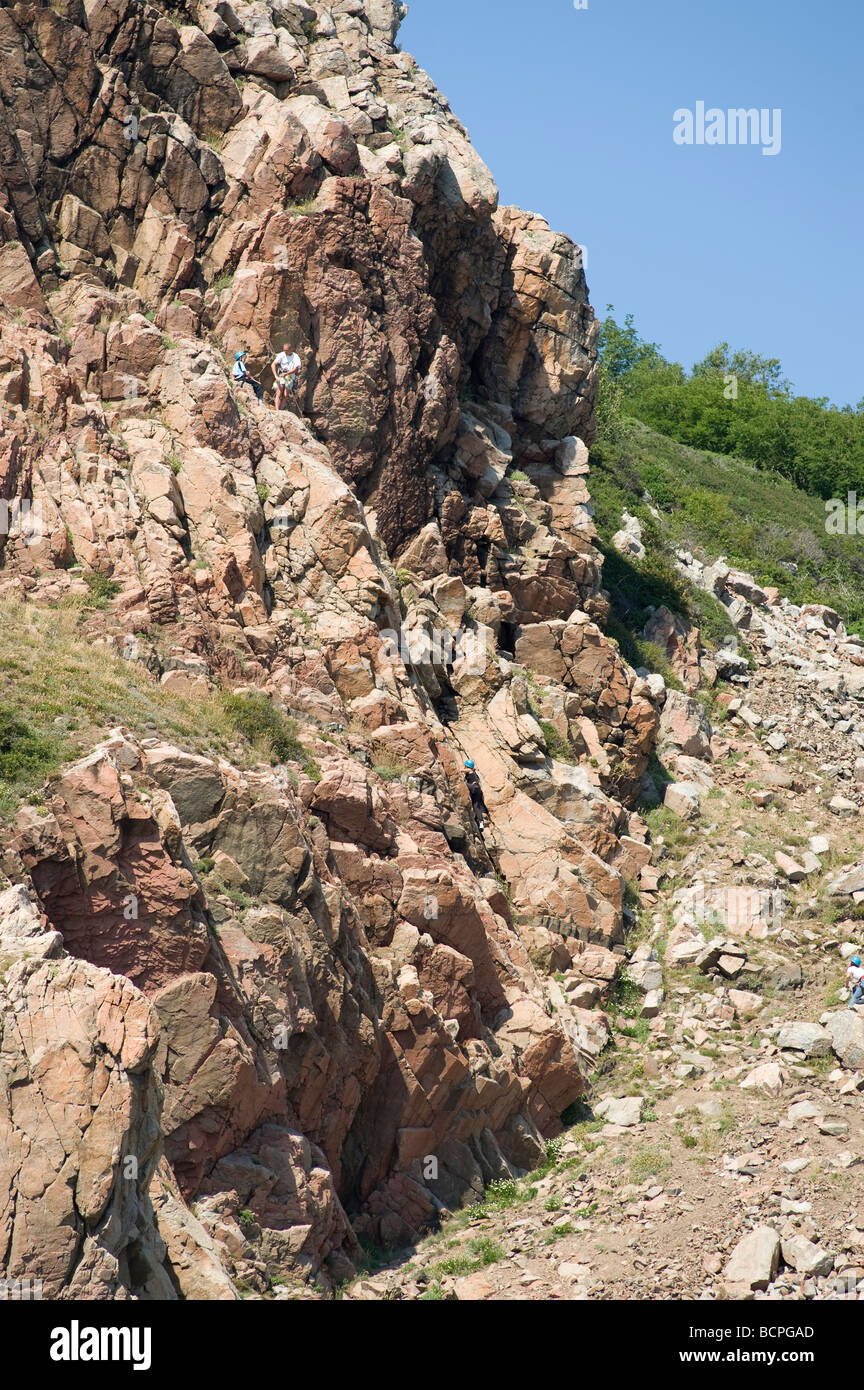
591,313,864,647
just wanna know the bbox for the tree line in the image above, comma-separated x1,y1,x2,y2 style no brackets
597,309,864,501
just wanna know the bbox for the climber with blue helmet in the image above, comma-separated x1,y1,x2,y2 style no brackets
846,954,864,1009
231,349,264,402
464,758,488,834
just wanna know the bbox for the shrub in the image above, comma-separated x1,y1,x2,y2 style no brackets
83,572,121,606
373,758,410,783
221,692,318,776
538,720,572,762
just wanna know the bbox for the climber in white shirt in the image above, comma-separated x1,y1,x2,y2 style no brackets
272,343,302,410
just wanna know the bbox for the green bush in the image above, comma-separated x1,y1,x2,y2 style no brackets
83,572,121,607
538,720,572,762
221,693,318,776
600,309,864,504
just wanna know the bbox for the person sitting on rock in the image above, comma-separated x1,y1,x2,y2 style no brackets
846,955,864,1008
272,342,302,410
232,350,264,402
464,759,489,834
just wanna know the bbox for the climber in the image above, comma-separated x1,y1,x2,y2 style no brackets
271,342,302,410
464,759,489,834
846,955,864,1008
231,350,264,402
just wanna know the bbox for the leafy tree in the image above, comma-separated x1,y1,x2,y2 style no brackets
599,309,864,500
598,306,663,379
692,343,790,396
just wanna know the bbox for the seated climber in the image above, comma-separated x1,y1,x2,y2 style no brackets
231,350,264,402
464,759,489,834
271,342,302,410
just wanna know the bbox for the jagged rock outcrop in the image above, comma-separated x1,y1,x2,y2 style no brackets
0,949,174,1300
0,0,663,1298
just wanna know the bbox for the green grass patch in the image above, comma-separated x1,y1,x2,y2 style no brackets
629,1147,671,1182
0,704,60,817
221,693,320,779
373,758,410,783
538,719,575,762
431,1235,504,1279
83,572,121,607
0,602,323,822
418,1281,446,1300
590,419,864,637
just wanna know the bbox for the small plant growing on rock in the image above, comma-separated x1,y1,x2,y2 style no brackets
538,719,572,762
238,1209,259,1236
221,691,319,780
387,120,410,152
285,196,319,216
629,1147,671,1183
373,759,410,783
419,1282,446,1301
83,572,121,607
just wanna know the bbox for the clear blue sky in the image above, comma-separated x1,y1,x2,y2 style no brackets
401,0,863,407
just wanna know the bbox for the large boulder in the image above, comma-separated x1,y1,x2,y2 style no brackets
144,743,225,825
0,883,62,962
658,690,712,761
724,1226,780,1291
663,782,701,820
595,1095,644,1127
776,1021,832,1057
826,1011,864,1069
826,863,864,896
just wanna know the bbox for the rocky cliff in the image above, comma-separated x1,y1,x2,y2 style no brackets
0,0,662,1299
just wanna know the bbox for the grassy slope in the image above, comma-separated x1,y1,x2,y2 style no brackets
589,420,864,679
0,599,316,822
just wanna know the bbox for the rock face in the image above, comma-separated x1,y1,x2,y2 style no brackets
0,954,176,1300
0,0,665,1299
